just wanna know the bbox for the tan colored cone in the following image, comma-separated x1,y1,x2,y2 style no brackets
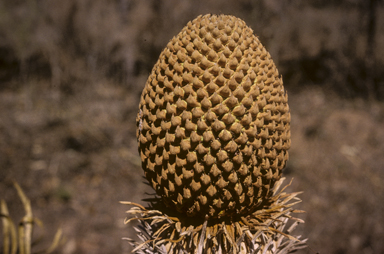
137,14,291,218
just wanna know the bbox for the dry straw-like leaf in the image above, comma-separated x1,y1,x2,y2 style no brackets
122,178,307,254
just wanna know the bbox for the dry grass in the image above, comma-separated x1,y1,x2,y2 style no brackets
1,182,63,254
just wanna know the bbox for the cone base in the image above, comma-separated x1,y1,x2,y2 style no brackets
122,178,307,254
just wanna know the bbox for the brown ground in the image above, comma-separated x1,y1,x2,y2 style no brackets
1,1,384,253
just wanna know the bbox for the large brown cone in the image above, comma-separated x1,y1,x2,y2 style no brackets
136,14,291,219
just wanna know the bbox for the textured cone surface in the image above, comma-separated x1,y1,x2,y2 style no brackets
137,14,291,218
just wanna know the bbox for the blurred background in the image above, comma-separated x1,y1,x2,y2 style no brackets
1,0,383,253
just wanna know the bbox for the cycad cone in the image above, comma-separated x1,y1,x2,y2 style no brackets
125,14,306,254
137,14,290,219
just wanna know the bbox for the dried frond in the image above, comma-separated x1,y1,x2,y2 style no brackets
122,178,307,254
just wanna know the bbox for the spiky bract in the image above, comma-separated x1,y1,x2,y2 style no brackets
123,178,306,254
